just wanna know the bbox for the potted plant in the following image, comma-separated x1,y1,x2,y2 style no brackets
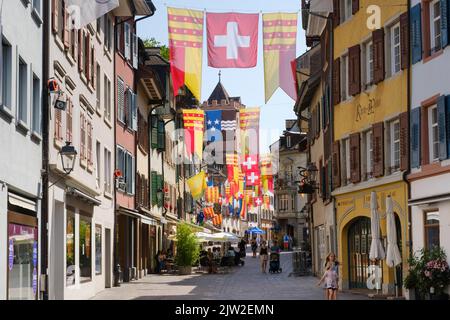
175,223,200,275
404,247,450,300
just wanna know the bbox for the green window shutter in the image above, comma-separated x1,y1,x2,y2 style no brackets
157,120,165,151
151,171,158,206
151,117,158,150
157,175,164,207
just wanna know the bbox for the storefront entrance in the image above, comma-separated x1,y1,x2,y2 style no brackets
348,217,371,289
8,212,38,300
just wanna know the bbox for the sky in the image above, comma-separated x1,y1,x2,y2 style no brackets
137,0,307,154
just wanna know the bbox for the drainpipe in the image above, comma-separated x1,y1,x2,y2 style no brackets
40,0,50,300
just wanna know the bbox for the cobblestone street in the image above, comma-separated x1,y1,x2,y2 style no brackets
93,251,368,300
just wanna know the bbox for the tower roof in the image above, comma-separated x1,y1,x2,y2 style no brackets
208,80,230,104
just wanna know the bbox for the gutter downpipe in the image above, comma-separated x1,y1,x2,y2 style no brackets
41,0,50,300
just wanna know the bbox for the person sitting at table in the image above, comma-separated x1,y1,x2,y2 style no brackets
213,247,221,260
157,251,166,274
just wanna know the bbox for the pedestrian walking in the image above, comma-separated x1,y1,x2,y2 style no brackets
239,238,247,258
259,241,269,273
251,238,258,258
317,262,339,300
283,234,289,251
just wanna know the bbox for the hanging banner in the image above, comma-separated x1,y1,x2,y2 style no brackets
66,0,119,29
207,12,259,68
205,110,223,142
187,171,206,200
168,8,204,100
183,109,205,162
205,187,220,204
263,12,298,103
239,108,261,157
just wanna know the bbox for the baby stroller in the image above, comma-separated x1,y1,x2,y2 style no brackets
269,253,282,273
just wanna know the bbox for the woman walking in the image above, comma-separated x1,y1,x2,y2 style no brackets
251,238,258,258
259,241,269,273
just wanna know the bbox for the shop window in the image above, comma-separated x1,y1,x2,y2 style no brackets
95,225,102,275
424,210,440,249
79,218,92,283
66,211,75,287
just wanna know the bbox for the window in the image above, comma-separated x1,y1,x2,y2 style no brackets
286,136,292,148
96,141,101,187
341,55,349,101
430,0,442,53
390,120,401,172
96,17,102,36
116,146,135,194
341,0,353,22
391,23,401,75
32,0,41,15
32,75,41,134
66,210,75,287
80,113,86,160
117,77,125,123
428,105,440,162
95,225,102,275
104,76,112,122
104,148,112,194
424,210,440,249
124,23,131,60
365,131,373,180
18,59,28,125
105,16,113,52
279,194,289,211
341,138,351,185
79,217,92,283
2,40,12,110
365,41,373,86
57,0,65,40
96,65,101,111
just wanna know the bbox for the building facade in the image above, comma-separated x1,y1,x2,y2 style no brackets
332,0,409,294
408,0,450,297
0,0,43,300
46,0,117,299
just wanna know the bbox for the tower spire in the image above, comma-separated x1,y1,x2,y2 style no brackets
218,70,222,83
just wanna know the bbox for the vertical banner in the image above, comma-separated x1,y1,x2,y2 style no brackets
239,108,261,157
183,109,205,162
187,171,206,200
263,13,298,103
168,8,204,100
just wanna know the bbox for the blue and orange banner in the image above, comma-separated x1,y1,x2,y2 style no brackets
183,109,205,161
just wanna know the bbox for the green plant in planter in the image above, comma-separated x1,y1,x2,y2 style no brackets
175,223,200,267
404,247,450,299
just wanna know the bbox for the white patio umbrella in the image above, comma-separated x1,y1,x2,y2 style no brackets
369,192,385,293
385,196,402,297
369,192,385,261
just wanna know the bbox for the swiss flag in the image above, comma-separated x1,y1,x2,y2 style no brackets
246,170,261,187
207,13,259,68
240,154,259,173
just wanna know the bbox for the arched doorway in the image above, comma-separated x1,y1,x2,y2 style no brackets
348,217,371,289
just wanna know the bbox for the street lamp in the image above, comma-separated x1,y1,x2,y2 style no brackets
60,142,77,175
297,163,319,195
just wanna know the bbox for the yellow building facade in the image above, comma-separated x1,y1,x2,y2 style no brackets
332,0,409,294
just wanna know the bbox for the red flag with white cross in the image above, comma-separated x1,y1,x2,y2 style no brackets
246,170,261,187
240,154,259,173
207,13,259,68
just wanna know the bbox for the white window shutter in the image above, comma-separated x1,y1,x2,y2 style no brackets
133,34,138,69
127,89,133,129
132,92,138,131
0,22,3,106
124,23,131,60
131,155,135,195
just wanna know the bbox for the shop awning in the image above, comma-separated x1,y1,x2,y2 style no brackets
8,192,37,212
408,193,450,206
66,187,101,206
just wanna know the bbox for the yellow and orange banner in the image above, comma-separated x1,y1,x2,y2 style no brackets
168,8,204,101
239,108,260,156
205,186,220,204
263,13,298,103
187,171,206,200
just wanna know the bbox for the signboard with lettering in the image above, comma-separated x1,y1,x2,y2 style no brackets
9,239,14,271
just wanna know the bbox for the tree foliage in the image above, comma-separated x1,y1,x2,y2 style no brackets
143,37,169,60
175,223,200,267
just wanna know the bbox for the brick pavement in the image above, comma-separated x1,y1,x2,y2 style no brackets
92,251,368,300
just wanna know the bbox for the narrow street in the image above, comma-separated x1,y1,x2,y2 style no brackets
93,251,367,300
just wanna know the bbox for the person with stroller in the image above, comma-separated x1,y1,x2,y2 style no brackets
259,241,269,273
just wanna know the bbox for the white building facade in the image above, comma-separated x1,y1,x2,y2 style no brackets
0,0,43,300
408,0,450,296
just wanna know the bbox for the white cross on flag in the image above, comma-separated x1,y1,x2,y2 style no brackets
207,13,259,68
240,154,259,173
246,170,261,187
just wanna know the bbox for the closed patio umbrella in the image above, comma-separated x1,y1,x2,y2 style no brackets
369,192,385,261
385,196,402,297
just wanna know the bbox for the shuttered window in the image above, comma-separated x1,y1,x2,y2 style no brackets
430,0,443,54
437,95,447,160
400,112,410,171
333,0,341,27
390,120,401,173
348,44,361,96
400,12,410,70
66,98,73,143
55,109,63,141
364,130,373,180
341,138,351,185
85,33,91,81
151,171,158,206
78,30,84,73
151,116,158,149
341,55,349,100
350,133,361,183
117,77,125,123
80,113,86,160
352,0,360,14
429,105,440,162
365,41,374,86
332,141,341,189
87,120,93,165
157,120,166,151
373,28,385,84
390,23,401,75
52,0,59,34
117,147,126,192
411,4,423,64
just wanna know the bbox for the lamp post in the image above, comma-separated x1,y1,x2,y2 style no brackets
60,142,78,174
297,163,319,195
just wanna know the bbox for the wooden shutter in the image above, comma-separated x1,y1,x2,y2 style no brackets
66,98,73,143
151,116,158,149
350,133,361,183
92,47,97,89
73,29,78,63
442,0,449,48
372,122,384,177
332,141,341,189
333,58,341,105
117,78,124,123
373,28,385,84
410,107,421,168
52,0,59,34
437,95,447,160
55,109,62,140
80,113,86,160
400,112,409,171
158,120,166,150
352,0,359,14
400,12,409,70
63,8,70,49
348,44,361,96
421,106,429,165
85,33,91,81
151,171,157,206
136,174,141,206
88,121,93,165
78,30,84,72
333,0,340,27
411,4,423,64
